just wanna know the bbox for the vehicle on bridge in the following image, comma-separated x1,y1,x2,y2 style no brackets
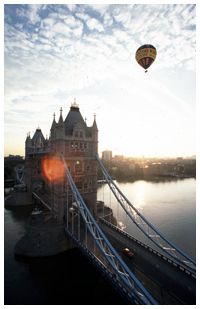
122,247,134,259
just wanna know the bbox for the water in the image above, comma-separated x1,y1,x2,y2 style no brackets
5,178,196,304
4,195,126,305
97,178,196,259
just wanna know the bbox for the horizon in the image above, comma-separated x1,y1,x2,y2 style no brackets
4,4,196,158
4,151,196,161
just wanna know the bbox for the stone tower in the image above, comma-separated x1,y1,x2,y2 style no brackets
49,101,98,221
25,128,49,191
25,101,98,222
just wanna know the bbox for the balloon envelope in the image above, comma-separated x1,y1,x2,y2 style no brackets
135,44,157,71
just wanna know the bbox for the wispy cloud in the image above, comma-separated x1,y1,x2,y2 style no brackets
4,4,196,156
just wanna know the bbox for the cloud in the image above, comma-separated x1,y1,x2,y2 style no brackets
85,4,111,16
41,17,56,29
4,4,196,156
103,12,113,27
112,8,132,27
86,18,104,32
26,4,42,24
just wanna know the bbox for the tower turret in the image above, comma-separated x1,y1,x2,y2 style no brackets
56,107,65,139
50,113,57,140
58,107,64,125
25,132,31,156
92,113,98,154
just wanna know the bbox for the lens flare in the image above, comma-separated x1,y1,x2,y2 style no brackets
42,156,65,183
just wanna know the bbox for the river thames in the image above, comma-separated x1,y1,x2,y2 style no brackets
5,177,196,304
97,178,196,259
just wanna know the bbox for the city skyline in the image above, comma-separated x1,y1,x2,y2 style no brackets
4,4,196,158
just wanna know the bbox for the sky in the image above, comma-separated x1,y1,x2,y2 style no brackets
4,3,196,158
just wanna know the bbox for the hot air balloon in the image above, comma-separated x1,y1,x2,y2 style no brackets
135,44,157,73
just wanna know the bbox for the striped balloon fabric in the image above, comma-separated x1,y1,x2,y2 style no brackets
135,44,157,72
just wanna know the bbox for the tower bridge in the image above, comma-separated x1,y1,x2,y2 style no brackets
23,102,195,305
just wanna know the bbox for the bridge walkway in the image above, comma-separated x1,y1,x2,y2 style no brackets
99,218,195,305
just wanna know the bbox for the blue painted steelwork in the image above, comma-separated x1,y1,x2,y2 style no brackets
96,155,196,272
62,157,157,305
99,217,196,279
32,192,51,211
15,165,24,184
65,228,139,304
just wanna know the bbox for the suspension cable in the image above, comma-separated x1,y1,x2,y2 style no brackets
96,154,196,270
62,156,157,305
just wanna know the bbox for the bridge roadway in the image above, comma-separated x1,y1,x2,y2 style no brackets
99,218,195,305
33,193,195,305
65,214,195,305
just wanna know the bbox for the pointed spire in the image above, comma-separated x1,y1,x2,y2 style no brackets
58,107,63,124
26,132,30,141
92,113,98,130
51,112,57,130
71,97,79,109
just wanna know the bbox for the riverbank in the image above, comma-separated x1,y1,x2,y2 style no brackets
111,175,195,183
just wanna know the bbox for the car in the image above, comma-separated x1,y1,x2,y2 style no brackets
122,247,134,259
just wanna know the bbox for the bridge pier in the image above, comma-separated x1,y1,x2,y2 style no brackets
14,211,76,258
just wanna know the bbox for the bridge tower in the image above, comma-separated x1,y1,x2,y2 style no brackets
25,101,98,223
25,128,49,191
49,100,98,222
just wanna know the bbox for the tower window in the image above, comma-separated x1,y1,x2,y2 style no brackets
83,183,88,192
75,160,82,173
74,142,78,149
76,182,82,190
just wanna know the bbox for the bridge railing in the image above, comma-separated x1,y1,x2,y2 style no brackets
99,217,196,279
96,154,196,272
62,156,157,305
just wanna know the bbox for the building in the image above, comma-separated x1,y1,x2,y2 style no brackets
25,101,98,221
102,150,112,161
114,155,124,161
25,127,49,191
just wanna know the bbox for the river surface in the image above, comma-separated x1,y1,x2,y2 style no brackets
97,178,196,259
5,178,196,304
4,194,126,305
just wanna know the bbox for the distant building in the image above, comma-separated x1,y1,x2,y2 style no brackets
25,101,98,221
114,155,124,161
5,155,24,161
102,150,112,161
129,163,136,172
